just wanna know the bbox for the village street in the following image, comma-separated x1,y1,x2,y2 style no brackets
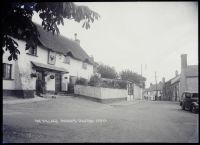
3,96,199,143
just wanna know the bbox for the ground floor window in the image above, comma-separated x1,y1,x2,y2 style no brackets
3,63,12,80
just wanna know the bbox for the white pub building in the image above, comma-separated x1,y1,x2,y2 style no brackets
3,24,94,98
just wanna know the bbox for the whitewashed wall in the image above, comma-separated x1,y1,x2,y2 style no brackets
74,85,127,100
55,54,93,80
45,72,55,91
2,49,16,90
3,39,94,92
75,85,102,99
101,87,127,99
133,84,143,100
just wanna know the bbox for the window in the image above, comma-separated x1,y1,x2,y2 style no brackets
185,93,191,99
3,63,12,79
192,93,198,98
82,62,87,69
64,56,70,64
27,47,37,56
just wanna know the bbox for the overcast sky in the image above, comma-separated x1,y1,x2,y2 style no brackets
33,2,198,88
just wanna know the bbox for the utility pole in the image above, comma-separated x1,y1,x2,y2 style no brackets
155,72,158,101
141,64,143,76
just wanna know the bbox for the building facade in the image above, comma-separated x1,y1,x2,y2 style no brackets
179,54,198,98
143,81,164,101
162,72,180,101
3,24,94,98
162,54,198,102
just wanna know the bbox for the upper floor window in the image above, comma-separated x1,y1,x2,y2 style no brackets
3,63,12,80
82,62,87,70
64,55,70,64
27,47,37,56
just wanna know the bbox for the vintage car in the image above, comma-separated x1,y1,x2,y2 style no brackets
180,91,199,113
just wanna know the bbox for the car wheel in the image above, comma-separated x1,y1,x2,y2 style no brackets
191,106,197,113
181,104,185,110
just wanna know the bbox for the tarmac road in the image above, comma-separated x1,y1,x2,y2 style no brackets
3,96,199,143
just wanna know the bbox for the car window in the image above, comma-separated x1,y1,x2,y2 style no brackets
192,93,198,98
185,93,191,99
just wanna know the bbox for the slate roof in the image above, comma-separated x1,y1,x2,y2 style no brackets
36,24,93,65
185,65,198,77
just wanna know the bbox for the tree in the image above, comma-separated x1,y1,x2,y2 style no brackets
1,2,100,61
119,69,146,88
97,64,118,79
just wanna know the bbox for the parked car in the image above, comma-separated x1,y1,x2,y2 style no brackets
180,91,199,113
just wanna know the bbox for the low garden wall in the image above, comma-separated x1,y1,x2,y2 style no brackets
74,85,127,103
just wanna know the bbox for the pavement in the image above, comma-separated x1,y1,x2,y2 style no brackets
3,96,199,143
3,96,49,105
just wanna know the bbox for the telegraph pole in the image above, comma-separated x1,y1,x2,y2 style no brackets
155,72,158,101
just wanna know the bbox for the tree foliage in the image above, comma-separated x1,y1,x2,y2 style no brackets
119,69,146,88
1,2,100,61
97,63,118,79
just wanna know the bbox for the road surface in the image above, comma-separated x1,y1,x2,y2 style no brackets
3,96,199,143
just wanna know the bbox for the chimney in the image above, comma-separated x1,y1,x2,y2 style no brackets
90,55,94,62
162,77,165,83
181,54,187,69
175,70,178,76
74,33,80,45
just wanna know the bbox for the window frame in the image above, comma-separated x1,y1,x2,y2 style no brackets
82,62,87,70
63,55,70,64
3,63,12,80
26,47,37,56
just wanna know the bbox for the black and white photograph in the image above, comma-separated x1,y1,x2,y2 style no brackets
2,1,199,143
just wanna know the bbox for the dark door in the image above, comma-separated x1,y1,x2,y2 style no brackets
128,83,133,95
36,71,45,95
55,73,61,93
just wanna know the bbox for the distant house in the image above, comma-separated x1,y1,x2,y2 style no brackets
3,24,94,98
162,54,198,102
162,71,180,101
144,79,164,101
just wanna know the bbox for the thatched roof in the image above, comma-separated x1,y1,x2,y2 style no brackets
36,24,93,65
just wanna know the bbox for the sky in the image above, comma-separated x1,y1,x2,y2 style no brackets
33,2,198,88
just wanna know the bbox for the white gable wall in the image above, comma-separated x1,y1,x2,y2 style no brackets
3,39,94,92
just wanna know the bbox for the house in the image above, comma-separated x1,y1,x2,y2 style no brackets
162,71,180,101
179,54,198,99
3,24,94,98
162,54,198,102
143,79,164,101
126,81,144,101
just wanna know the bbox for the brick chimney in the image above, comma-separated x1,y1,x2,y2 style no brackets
181,54,187,69
74,33,80,45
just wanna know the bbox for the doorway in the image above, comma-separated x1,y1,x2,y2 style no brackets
55,73,61,93
36,71,46,96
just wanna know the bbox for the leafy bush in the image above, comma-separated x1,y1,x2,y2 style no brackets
97,64,118,79
99,79,127,89
116,80,127,89
76,77,88,86
88,74,101,87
